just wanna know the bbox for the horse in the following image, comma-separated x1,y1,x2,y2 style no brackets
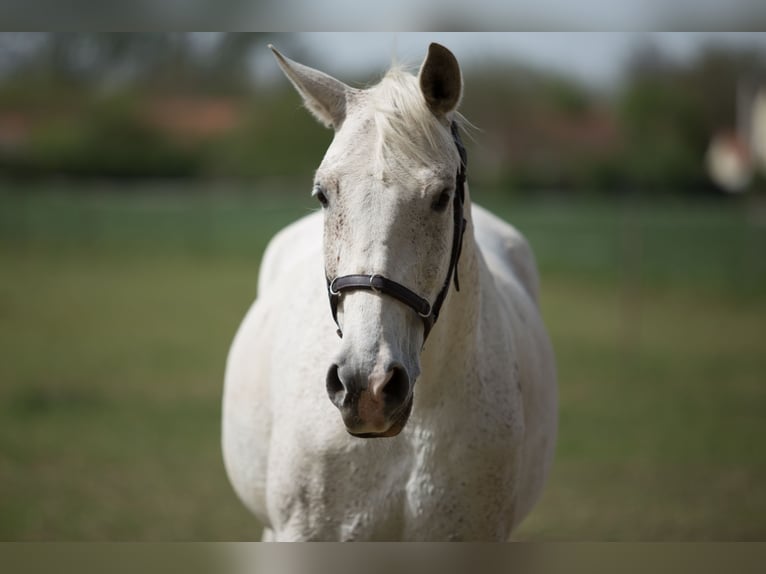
222,43,557,541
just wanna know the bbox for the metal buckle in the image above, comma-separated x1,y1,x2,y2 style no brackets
329,277,340,296
418,304,432,319
369,274,382,293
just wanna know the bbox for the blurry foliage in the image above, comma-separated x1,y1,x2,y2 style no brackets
201,95,331,180
460,63,622,193
4,95,201,178
615,42,766,192
1,34,765,194
0,33,268,95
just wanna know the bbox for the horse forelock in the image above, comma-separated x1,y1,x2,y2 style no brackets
366,67,464,177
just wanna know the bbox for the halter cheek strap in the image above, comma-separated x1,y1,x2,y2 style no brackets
326,120,468,343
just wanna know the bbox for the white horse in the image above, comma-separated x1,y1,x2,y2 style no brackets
222,43,557,541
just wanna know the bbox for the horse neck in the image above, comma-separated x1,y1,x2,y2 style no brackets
419,184,481,394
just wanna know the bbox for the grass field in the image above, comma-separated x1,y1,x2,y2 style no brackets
1,182,765,540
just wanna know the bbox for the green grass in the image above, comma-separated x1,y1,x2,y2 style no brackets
1,183,765,540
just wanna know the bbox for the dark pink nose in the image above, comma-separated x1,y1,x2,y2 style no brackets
326,362,411,436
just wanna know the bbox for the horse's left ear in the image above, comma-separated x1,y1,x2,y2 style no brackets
418,43,463,117
269,44,353,129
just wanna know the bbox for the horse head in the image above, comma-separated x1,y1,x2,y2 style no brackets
271,43,466,438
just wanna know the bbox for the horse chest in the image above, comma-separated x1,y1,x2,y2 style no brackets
399,389,525,540
266,436,410,540
267,397,523,541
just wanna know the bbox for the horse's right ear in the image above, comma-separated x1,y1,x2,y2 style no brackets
269,45,352,130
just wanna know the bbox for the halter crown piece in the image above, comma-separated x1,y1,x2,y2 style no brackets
326,121,468,343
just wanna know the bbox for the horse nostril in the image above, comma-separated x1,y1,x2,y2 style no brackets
380,366,410,406
326,363,346,407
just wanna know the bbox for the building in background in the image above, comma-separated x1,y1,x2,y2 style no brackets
707,82,766,193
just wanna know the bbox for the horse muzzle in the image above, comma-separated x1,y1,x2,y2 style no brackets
326,362,413,438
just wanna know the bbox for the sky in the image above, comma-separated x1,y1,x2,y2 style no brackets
3,0,766,29
257,33,766,91
254,0,766,31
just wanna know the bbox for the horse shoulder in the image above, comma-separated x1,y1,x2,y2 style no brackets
471,203,540,304
257,211,324,298
471,203,557,530
223,210,323,529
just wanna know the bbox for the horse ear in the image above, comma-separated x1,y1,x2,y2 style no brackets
418,43,463,117
269,45,352,129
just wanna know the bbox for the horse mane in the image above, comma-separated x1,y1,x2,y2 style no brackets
368,66,464,175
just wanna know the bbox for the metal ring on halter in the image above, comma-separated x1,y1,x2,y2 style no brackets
369,274,382,293
329,277,340,296
417,303,432,319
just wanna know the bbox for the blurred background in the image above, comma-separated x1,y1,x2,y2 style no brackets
0,32,765,540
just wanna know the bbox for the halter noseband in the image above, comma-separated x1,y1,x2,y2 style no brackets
326,121,468,343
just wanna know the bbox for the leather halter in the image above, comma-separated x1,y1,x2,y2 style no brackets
326,121,467,343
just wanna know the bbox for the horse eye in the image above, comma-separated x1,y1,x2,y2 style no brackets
431,189,451,212
313,185,329,208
